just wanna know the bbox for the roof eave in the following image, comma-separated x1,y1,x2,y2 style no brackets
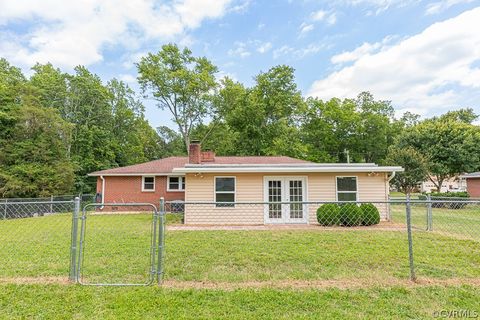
88,172,184,177
172,166,404,174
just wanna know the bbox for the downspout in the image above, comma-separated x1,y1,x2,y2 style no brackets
100,175,105,209
386,171,396,221
388,171,396,182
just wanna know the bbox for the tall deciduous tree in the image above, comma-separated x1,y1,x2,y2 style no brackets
216,66,306,157
0,94,75,197
385,146,428,194
396,114,480,192
137,44,218,152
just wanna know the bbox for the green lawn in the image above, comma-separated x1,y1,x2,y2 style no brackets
1,212,479,319
390,203,480,241
0,284,479,319
1,212,479,283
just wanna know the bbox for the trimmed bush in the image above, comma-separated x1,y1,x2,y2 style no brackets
360,203,380,226
316,203,341,226
339,203,362,227
425,191,469,209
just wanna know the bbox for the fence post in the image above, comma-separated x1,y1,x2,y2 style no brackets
157,197,165,285
3,199,7,219
50,195,54,214
406,194,416,281
69,197,81,282
426,194,433,231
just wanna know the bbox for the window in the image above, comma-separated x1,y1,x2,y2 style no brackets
215,177,235,207
336,177,357,201
142,176,155,192
168,176,185,191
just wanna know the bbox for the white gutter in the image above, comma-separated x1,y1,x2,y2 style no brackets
173,166,404,174
388,171,396,182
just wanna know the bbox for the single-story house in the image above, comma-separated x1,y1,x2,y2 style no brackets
459,172,480,197
89,141,403,224
418,175,466,193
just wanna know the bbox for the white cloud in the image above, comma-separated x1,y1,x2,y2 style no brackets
0,0,234,69
326,12,337,25
310,10,337,26
299,23,315,36
273,45,295,59
256,42,272,54
339,0,413,15
308,8,480,115
311,10,327,21
273,43,327,60
330,36,397,64
118,74,137,83
228,42,251,58
425,0,473,15
229,0,251,13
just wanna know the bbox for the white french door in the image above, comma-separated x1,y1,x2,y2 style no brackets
264,177,307,224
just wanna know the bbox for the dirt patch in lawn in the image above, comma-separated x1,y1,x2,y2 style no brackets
0,276,70,285
2,277,479,289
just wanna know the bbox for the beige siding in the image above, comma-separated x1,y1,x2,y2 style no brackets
184,172,389,225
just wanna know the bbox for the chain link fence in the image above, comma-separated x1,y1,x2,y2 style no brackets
0,197,478,286
0,199,76,280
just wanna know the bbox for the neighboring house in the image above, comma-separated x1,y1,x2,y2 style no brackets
459,172,480,197
89,141,403,225
418,176,467,193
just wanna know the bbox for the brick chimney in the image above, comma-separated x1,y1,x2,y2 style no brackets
201,149,216,162
189,140,201,164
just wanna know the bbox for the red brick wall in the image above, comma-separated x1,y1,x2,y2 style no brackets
95,176,185,205
466,178,480,198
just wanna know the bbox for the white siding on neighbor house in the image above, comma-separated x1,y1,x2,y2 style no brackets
184,172,389,225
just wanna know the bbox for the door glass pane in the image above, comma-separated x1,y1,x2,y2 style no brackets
268,180,282,219
289,180,303,219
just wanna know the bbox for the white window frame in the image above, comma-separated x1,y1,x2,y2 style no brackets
335,176,358,202
142,176,155,192
214,176,236,208
167,176,185,192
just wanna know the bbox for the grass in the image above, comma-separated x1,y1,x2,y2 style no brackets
390,203,480,241
1,211,479,318
1,212,479,283
0,284,479,319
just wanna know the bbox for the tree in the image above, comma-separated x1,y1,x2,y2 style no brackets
385,146,428,194
137,44,218,152
301,92,396,163
216,66,306,157
0,99,75,197
396,118,480,192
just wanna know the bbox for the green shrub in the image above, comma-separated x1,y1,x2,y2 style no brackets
316,203,341,226
430,191,469,198
427,192,469,209
339,203,362,227
360,203,380,226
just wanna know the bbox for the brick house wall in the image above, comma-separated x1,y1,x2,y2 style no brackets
466,178,480,197
96,176,185,205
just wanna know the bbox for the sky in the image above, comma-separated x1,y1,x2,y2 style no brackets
1,0,480,129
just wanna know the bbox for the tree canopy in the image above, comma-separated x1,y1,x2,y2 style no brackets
1,44,479,198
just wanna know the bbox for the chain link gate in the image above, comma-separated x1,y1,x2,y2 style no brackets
69,200,165,286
